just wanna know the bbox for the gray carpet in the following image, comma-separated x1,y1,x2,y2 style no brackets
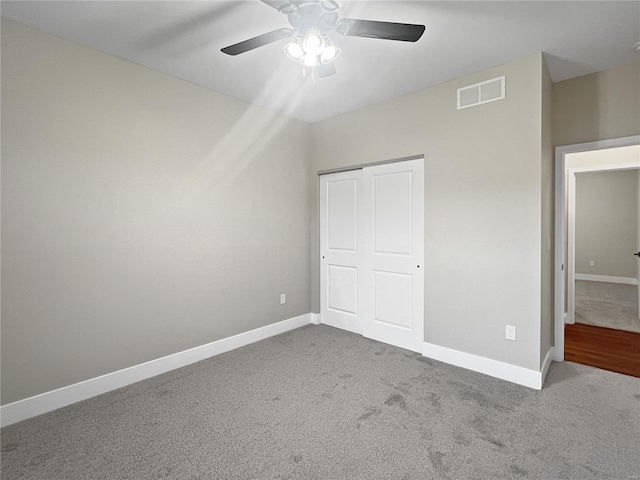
575,280,640,333
2,325,639,480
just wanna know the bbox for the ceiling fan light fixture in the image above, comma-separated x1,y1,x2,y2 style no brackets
285,29,337,67
222,1,427,79
284,34,304,62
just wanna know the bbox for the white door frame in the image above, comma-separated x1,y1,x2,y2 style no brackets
553,135,640,361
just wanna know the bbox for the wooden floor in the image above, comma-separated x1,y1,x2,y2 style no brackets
565,323,640,378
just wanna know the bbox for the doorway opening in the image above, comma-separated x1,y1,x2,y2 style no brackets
554,136,640,376
573,168,639,332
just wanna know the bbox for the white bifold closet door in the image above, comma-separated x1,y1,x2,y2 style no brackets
320,158,424,352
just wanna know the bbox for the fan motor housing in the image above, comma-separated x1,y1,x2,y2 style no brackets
287,2,339,32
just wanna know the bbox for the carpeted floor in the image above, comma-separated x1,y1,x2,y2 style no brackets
2,324,639,480
575,280,640,333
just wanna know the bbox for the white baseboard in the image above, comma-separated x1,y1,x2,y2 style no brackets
422,342,547,390
310,313,321,325
575,273,639,285
0,313,313,428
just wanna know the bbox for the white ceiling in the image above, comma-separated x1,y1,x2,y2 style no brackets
2,1,639,123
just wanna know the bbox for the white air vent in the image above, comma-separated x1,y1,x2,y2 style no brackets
457,75,505,110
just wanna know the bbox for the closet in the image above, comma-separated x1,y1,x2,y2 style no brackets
320,158,424,352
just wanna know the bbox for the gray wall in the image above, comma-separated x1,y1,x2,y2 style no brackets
553,61,640,147
575,170,638,278
1,19,312,405
311,54,547,372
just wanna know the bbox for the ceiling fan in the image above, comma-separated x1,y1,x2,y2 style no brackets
220,0,425,78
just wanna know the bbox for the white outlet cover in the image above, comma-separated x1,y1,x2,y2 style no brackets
505,325,516,341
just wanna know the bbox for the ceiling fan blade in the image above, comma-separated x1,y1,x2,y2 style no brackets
260,0,296,13
317,62,336,78
337,19,425,42
221,28,293,55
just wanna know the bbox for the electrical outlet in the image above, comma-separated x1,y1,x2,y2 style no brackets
589,260,595,267
505,325,516,341
280,294,286,305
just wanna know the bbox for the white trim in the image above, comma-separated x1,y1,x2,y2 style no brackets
310,313,321,325
568,164,640,174
0,313,313,427
422,342,546,390
567,169,577,324
575,273,639,285
554,136,640,362
554,145,566,359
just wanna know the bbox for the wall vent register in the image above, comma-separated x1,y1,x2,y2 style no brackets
457,75,505,110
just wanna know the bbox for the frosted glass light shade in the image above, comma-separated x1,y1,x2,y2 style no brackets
302,30,324,56
284,35,304,62
320,44,340,64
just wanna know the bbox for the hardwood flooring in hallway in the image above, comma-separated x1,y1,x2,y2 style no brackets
565,323,640,378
